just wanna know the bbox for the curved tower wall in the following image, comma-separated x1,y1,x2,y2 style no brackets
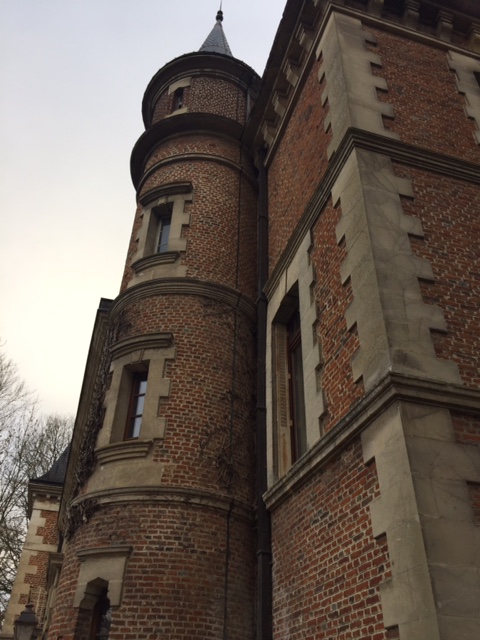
48,51,260,640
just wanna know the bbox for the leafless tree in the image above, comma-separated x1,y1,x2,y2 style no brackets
0,347,73,624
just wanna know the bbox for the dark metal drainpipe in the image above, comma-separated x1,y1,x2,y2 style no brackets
256,148,272,640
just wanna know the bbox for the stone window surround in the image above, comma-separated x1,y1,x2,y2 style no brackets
271,285,307,477
73,545,132,609
131,183,192,268
266,232,325,486
448,50,480,144
166,77,191,117
96,333,175,452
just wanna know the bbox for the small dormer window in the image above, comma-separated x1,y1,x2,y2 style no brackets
173,87,184,111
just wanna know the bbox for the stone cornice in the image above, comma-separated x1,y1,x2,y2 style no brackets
131,251,181,274
71,486,254,522
139,182,192,206
137,152,257,196
110,333,173,359
264,371,480,510
112,277,256,321
264,127,480,300
95,440,152,465
77,545,132,560
131,113,246,189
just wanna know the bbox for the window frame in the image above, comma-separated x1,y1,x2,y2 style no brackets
152,202,173,255
286,310,307,463
124,371,148,440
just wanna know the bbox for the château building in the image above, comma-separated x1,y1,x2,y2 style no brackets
3,1,480,638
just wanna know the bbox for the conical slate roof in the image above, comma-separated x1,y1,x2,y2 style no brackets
199,10,232,57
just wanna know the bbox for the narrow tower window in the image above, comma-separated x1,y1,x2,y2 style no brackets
172,87,184,110
150,202,173,254
156,214,172,253
125,372,148,439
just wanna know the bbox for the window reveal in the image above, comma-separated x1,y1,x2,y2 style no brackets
287,311,307,462
272,284,307,475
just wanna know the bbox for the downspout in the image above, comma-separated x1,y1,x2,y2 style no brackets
256,147,272,640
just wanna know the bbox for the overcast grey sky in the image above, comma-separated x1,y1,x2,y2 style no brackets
0,0,285,416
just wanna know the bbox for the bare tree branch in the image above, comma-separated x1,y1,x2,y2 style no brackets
0,346,73,625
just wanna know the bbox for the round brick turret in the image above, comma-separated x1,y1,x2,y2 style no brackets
48,21,261,640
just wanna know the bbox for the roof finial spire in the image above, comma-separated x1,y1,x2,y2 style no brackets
199,1,232,56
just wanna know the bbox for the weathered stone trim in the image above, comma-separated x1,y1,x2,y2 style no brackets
333,148,460,388
266,232,326,485
74,545,132,608
167,76,191,95
139,182,192,206
317,12,398,159
95,440,152,465
264,372,480,510
111,278,256,321
110,333,173,359
128,190,191,287
98,343,175,447
362,401,480,637
436,10,454,42
77,545,133,560
131,251,181,274
448,50,480,144
361,403,441,638
71,486,253,522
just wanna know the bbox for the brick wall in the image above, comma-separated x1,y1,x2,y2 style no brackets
48,503,254,640
372,29,480,163
270,439,396,640
311,202,364,430
267,58,332,272
395,164,480,387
